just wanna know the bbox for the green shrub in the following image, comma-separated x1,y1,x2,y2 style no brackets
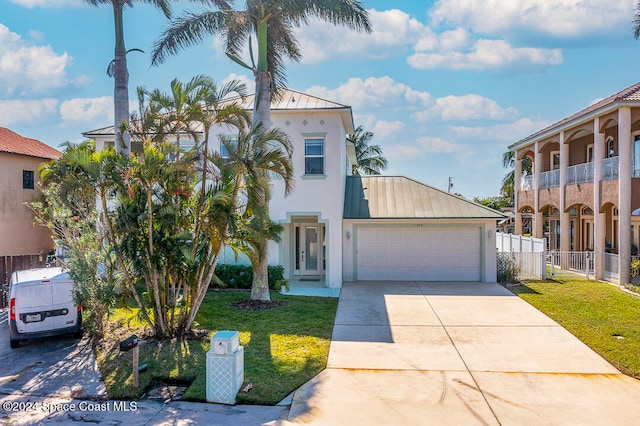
213,264,286,289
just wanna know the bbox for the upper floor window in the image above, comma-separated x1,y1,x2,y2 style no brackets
607,138,615,157
23,170,34,189
304,138,324,175
550,151,560,170
586,144,593,163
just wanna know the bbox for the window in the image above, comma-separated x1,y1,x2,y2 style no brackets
607,138,615,157
23,170,34,189
586,144,593,163
220,136,238,160
550,151,560,170
304,138,324,175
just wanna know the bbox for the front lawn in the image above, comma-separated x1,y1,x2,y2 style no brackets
511,278,640,379
95,290,338,405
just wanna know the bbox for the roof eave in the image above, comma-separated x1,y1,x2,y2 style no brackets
509,99,640,152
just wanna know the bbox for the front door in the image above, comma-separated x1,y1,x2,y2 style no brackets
298,224,322,276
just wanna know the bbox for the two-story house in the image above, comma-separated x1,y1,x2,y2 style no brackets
0,127,61,256
510,81,640,284
84,89,504,293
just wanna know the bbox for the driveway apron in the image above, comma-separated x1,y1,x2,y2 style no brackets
288,281,640,425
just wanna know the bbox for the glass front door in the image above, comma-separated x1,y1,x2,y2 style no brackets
297,224,323,276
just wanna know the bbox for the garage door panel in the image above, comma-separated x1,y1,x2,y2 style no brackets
356,226,481,281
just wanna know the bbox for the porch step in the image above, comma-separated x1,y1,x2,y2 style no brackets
280,286,340,298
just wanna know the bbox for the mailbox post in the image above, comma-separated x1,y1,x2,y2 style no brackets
119,335,146,389
206,330,244,404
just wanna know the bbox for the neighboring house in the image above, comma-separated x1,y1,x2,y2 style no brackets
84,89,504,289
509,81,640,284
0,127,61,256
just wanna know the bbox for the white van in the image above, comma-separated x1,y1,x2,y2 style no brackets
8,267,82,349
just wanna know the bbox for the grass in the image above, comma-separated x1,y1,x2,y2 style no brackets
511,277,640,379
95,290,338,405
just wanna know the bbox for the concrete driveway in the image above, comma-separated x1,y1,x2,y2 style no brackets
288,281,640,425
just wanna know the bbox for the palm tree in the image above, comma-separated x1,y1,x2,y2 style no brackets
347,125,388,175
501,150,532,206
633,1,640,40
152,0,371,300
83,0,173,157
219,123,294,300
151,0,371,130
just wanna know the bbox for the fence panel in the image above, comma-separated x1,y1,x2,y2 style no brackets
0,255,49,308
547,251,594,279
497,252,546,281
496,232,546,253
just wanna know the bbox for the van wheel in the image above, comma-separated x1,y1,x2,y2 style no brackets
10,339,19,349
73,331,83,339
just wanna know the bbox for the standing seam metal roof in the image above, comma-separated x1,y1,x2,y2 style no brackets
344,176,505,220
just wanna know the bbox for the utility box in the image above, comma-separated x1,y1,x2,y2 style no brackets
206,330,244,404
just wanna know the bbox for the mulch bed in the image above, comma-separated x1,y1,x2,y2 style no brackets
232,300,289,311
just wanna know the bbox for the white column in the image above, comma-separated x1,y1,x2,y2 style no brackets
515,151,523,234
560,131,571,252
534,141,543,238
619,107,632,284
593,117,605,280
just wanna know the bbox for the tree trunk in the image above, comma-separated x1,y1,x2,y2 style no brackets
253,69,271,131
251,250,270,301
113,4,131,157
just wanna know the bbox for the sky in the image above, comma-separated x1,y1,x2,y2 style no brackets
2,0,640,199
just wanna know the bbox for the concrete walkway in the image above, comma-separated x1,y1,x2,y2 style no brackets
287,281,640,425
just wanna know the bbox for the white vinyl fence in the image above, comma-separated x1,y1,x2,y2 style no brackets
496,232,546,280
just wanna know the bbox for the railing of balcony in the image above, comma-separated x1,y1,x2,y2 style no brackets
602,156,619,180
539,169,560,189
634,155,640,178
565,162,594,185
520,175,534,190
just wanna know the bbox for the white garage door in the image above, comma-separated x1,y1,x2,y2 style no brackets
356,226,482,281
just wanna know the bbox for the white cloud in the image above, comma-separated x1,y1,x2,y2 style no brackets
0,24,84,97
417,136,463,154
414,94,519,122
306,76,431,111
430,0,635,39
297,9,428,63
0,98,58,125
451,117,551,142
60,97,113,125
372,120,405,140
408,38,562,71
9,0,77,8
223,73,254,93
385,143,423,160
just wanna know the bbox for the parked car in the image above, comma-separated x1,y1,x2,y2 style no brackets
8,267,82,349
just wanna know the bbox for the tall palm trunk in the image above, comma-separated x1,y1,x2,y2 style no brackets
251,29,274,300
113,4,131,157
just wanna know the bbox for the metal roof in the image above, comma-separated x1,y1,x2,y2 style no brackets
344,176,506,220
82,88,354,137
0,127,61,160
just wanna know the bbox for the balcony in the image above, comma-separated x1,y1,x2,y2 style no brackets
521,175,533,190
565,162,594,185
539,169,560,189
602,156,619,180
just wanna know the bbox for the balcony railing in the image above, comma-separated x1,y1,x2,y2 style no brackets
565,162,594,185
634,155,640,178
602,156,619,180
520,175,534,190
539,169,560,189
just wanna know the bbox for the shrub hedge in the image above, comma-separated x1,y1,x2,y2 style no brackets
213,264,285,289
